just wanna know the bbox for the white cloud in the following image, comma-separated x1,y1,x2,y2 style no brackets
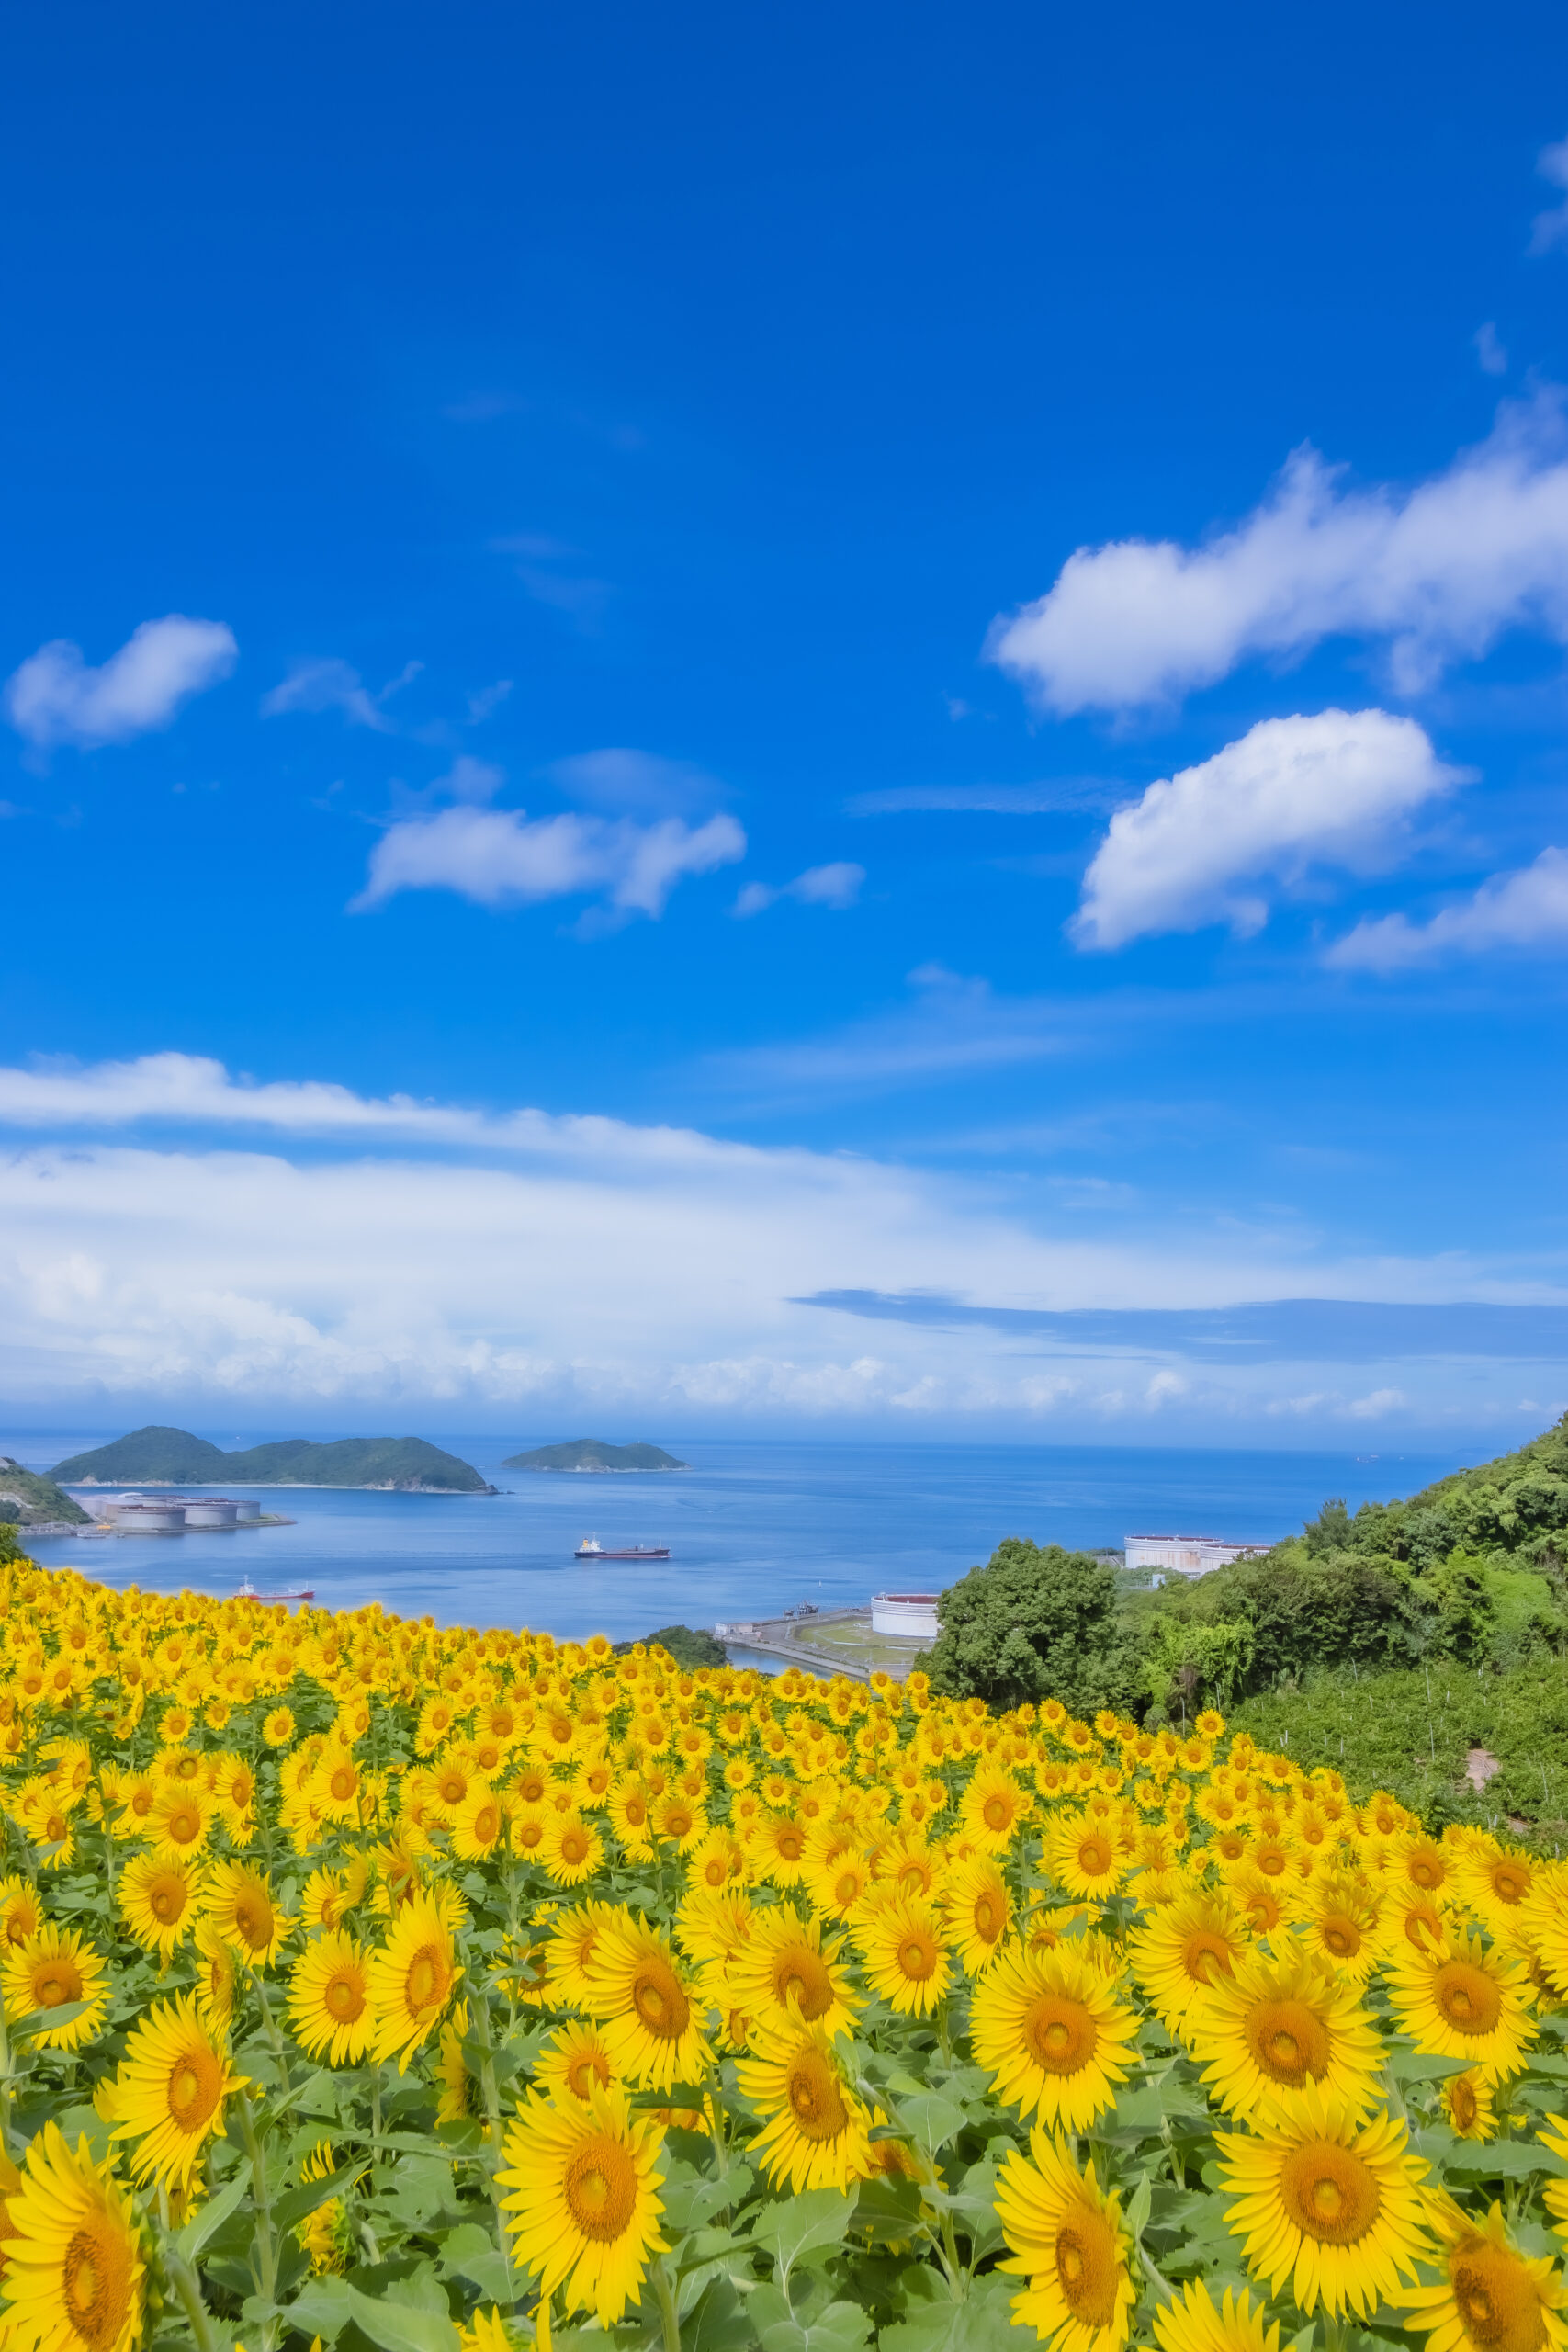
352,805,745,920
4,616,237,751
0,1053,1540,1425
260,657,423,731
546,749,723,817
1326,846,1568,970
733,863,865,918
1529,134,1568,254
1474,322,1508,377
1074,709,1461,950
989,391,1568,712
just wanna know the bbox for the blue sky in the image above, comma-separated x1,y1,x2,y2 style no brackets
3,0,1567,1443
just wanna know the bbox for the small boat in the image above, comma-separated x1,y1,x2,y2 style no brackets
574,1535,671,1561
235,1579,315,1602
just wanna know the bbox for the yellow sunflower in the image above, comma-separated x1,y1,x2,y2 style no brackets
994,2129,1134,2352
367,1894,462,2070
735,2018,873,2193
498,2086,667,2324
1387,1930,1537,2085
1217,2086,1431,2317
436,2001,480,2125
540,1813,605,1888
855,1895,953,2018
581,1915,711,2089
942,1853,1015,1976
1151,2278,1281,2352
118,1853,204,1960
1402,2194,1568,2352
1296,1877,1387,1985
147,1782,213,1863
202,1860,294,1969
100,1994,245,2188
971,1939,1138,2132
1194,1931,1383,2122
961,1765,1032,1854
1128,1890,1250,2040
725,1905,861,2050
287,1929,373,2065
1446,2071,1500,2143
451,1781,505,1863
191,1919,239,2032
1047,1812,1129,1905
0,2122,144,2352
536,2019,618,2108
0,1927,109,2052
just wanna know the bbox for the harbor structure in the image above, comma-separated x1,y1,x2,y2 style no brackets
1124,1532,1267,1579
870,1591,939,1637
182,1498,240,1528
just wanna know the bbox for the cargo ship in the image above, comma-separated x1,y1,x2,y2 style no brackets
574,1534,671,1561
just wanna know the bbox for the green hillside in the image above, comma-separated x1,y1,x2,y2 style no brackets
0,1458,91,1527
52,1426,495,1493
502,1437,690,1472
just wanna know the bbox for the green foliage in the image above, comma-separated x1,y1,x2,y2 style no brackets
1228,1653,1568,1841
502,1437,689,1471
0,1458,92,1527
636,1623,728,1669
922,1537,1142,1713
51,1425,495,1492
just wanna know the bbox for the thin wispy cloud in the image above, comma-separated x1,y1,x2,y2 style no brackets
846,781,1118,816
1327,846,1568,970
261,656,422,732
733,862,864,918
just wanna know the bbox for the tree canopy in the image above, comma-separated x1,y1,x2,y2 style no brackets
920,1536,1142,1713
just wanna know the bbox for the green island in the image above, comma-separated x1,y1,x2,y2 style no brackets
919,1406,1568,1840
0,1457,91,1528
51,1425,496,1493
502,1436,690,1472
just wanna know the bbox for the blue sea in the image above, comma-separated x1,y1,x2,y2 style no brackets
0,1430,1472,1646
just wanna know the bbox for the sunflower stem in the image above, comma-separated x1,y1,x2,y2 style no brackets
467,1965,521,2307
651,2255,682,2352
164,2246,220,2352
252,1971,291,2094
234,2088,279,2312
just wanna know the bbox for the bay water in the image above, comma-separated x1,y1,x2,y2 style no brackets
0,1430,1469,1646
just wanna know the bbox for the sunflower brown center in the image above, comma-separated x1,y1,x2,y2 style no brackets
566,2051,610,2099
150,1880,185,1926
1279,2143,1380,2245
1182,1932,1235,1985
1451,2077,1479,2132
974,1891,1005,1943
786,2046,850,2142
62,2222,133,2352
1076,1838,1112,1879
1492,1865,1529,1907
1052,2214,1118,2325
1321,1915,1361,1959
325,1970,365,2022
897,1932,938,1983
1450,2243,1547,2352
1436,1962,1503,2036
1244,1996,1331,2086
773,1945,833,2019
330,1768,355,1802
983,1794,1012,1830
405,1943,450,2015
558,1826,588,1863
36,1960,82,2007
233,1893,272,1952
1257,1845,1288,1878
1407,1849,1446,1892
562,2135,637,2243
1025,1994,1098,2075
166,2044,222,2133
166,1808,199,1846
631,1960,690,2040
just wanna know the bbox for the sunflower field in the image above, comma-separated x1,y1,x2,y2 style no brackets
3,1559,1568,2352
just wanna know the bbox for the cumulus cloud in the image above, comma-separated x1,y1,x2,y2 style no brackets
352,804,746,920
1073,710,1461,950
0,1053,1529,1425
988,392,1568,713
733,862,865,918
4,616,237,750
261,656,423,731
1326,846,1568,970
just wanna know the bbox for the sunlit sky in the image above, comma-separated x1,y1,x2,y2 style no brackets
3,2,1567,1442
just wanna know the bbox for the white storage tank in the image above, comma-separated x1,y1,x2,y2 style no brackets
109,1500,186,1534
183,1498,239,1529
232,1499,264,1521
871,1591,940,1639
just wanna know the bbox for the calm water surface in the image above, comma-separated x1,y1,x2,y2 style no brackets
3,1430,1469,1644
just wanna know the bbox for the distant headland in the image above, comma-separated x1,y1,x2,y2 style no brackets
0,1458,93,1529
502,1438,690,1473
52,1426,497,1494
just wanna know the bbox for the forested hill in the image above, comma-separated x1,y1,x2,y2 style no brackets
503,1438,689,1471
1304,1412,1568,1568
52,1426,496,1493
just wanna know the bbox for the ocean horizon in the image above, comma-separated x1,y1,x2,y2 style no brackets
3,1428,1472,1646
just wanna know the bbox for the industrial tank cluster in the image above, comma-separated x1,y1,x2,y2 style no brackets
98,1495,264,1533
